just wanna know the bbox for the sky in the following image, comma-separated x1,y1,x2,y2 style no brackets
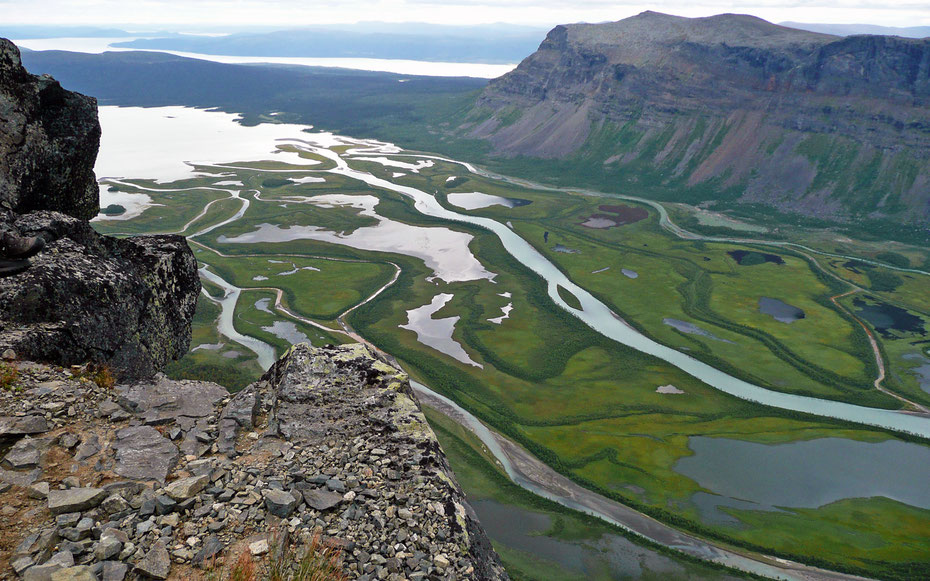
3,0,930,29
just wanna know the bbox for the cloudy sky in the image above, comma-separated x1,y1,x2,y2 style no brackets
5,0,930,28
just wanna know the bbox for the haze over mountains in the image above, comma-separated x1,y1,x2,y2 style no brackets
462,11,930,233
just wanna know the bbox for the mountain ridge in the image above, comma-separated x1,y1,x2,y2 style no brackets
461,11,930,228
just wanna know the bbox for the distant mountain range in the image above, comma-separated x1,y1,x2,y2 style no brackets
110,24,547,64
458,11,930,233
780,22,930,38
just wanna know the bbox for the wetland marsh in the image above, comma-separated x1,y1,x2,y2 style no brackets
93,106,930,580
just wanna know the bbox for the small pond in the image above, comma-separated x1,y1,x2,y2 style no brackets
447,192,531,211
675,437,930,525
400,294,482,368
853,298,925,337
728,250,785,266
218,194,495,284
902,352,930,394
758,297,805,323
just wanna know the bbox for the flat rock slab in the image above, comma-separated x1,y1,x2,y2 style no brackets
47,488,106,514
134,540,170,580
0,415,48,436
116,376,227,424
113,426,178,483
2,436,42,469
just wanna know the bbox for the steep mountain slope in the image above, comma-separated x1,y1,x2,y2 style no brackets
462,11,930,229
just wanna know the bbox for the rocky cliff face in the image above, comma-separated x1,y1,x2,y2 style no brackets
0,39,199,380
0,344,509,581
0,39,100,221
465,12,930,227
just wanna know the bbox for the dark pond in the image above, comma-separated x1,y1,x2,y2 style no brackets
758,297,805,323
728,250,785,266
675,437,930,525
853,298,925,337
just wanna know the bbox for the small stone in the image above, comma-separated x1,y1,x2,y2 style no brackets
434,554,450,570
248,539,269,556
100,561,128,581
100,494,131,514
61,476,80,489
73,436,100,462
58,434,80,449
134,540,171,580
154,495,177,515
28,481,50,499
2,348,16,360
164,474,209,501
263,489,297,518
47,488,107,515
95,537,122,561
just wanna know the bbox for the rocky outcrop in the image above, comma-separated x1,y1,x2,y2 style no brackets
0,38,100,221
0,344,509,580
0,39,199,379
464,12,930,228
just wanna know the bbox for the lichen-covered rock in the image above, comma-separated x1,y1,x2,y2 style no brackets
0,211,199,380
0,39,99,220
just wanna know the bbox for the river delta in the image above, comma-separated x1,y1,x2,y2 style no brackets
92,106,930,581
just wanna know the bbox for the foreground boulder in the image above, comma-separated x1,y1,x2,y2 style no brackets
0,344,509,580
0,39,198,379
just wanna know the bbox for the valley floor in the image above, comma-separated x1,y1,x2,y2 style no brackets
93,106,930,581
